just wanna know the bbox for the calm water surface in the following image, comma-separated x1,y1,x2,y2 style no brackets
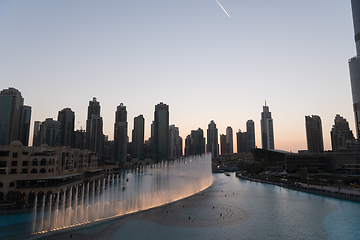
2,173,360,239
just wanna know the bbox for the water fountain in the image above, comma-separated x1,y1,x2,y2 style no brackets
31,154,212,235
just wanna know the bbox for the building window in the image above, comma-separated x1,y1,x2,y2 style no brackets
39,168,46,173
23,152,28,155
32,159,38,166
12,152,18,158
31,168,37,173
0,151,9,157
21,169,28,174
11,161,17,167
10,169,16,174
0,182,3,187
40,159,46,166
22,161,28,166
9,182,15,187
0,169,6,174
0,161,6,167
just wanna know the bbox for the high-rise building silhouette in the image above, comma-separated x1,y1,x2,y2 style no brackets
236,130,247,153
330,114,355,151
206,120,219,158
305,115,324,153
246,120,255,151
261,102,274,150
184,128,205,157
349,0,360,139
132,114,144,159
220,134,227,155
226,126,233,154
0,87,31,146
58,108,75,147
19,105,31,146
169,124,182,159
85,97,103,158
153,102,169,162
32,121,41,146
74,129,86,150
39,118,61,147
114,103,128,166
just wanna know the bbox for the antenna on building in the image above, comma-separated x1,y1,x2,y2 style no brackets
265,100,267,106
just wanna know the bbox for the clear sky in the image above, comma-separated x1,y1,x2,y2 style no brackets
0,0,356,152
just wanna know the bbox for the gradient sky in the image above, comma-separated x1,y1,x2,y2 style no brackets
0,0,356,153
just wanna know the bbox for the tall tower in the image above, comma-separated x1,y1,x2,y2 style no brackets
236,130,247,153
114,103,128,166
169,124,182,159
153,102,169,162
305,115,324,153
85,97,103,158
330,114,355,151
132,114,144,159
349,0,360,139
32,121,41,146
0,87,31,146
246,120,255,151
220,134,227,155
58,108,75,147
261,102,274,150
226,126,233,154
206,120,219,158
39,118,61,147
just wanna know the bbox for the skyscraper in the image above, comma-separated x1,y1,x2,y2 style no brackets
330,114,355,151
305,115,324,153
153,102,169,162
206,120,219,158
226,126,233,154
236,129,247,153
19,105,31,146
85,97,103,158
246,120,255,151
220,134,227,155
261,103,274,150
184,128,205,157
349,0,360,139
58,108,75,147
132,114,144,159
32,121,41,146
39,118,61,147
114,103,128,166
0,87,31,146
169,124,182,159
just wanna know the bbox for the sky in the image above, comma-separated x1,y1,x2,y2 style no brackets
0,0,356,153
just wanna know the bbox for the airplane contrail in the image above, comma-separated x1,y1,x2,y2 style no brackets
215,0,230,18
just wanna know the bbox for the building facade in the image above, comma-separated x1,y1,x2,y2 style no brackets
246,120,255,151
39,118,62,147
226,126,233,154
58,108,75,147
349,0,360,139
206,120,219,158
85,98,103,159
132,115,144,159
113,103,128,166
0,87,31,146
236,130,247,153
305,115,324,153
261,103,274,150
153,102,169,162
184,128,205,157
330,114,355,151
169,124,182,159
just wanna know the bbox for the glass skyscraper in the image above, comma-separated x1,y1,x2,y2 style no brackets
153,102,169,162
349,0,360,138
261,103,274,150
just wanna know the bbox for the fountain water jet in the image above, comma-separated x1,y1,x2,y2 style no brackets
31,154,212,235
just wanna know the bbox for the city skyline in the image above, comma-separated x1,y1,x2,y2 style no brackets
0,1,356,152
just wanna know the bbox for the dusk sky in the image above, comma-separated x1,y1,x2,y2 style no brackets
0,0,356,152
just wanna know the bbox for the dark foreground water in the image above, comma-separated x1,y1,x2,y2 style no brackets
2,173,360,239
